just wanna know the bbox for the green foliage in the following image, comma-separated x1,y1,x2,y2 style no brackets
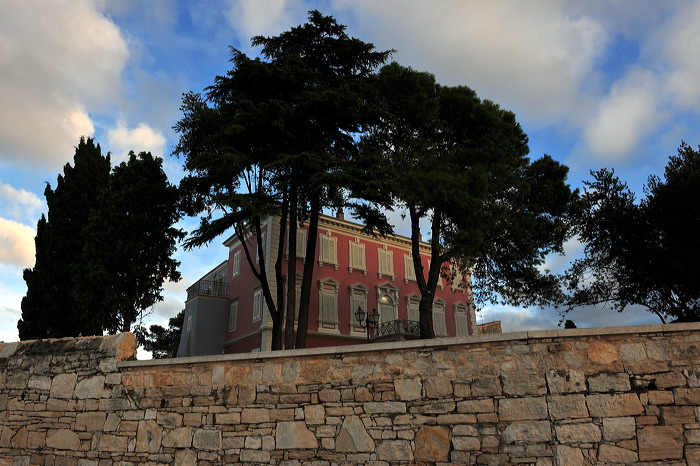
74,151,184,333
19,137,111,339
173,10,392,349
363,63,576,337
566,142,700,322
135,310,184,359
18,141,183,339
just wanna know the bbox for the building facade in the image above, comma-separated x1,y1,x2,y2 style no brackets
178,213,478,357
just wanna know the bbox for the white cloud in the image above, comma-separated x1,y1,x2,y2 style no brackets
583,69,661,161
107,119,167,162
0,218,34,268
0,181,44,223
0,0,129,170
335,0,607,126
224,0,306,49
659,1,700,109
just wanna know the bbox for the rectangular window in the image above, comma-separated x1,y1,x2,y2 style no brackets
287,228,306,259
232,250,241,277
319,285,338,323
349,239,366,272
253,288,263,322
319,233,337,267
229,300,238,332
407,300,420,322
186,316,192,332
404,254,417,282
256,231,266,264
378,247,394,277
432,304,447,336
455,310,468,337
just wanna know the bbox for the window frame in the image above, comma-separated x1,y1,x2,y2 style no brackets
252,288,263,322
378,246,394,280
318,232,338,270
229,299,239,332
348,238,367,275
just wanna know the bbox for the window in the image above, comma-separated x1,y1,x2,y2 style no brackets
318,232,338,269
186,316,192,332
432,299,447,336
232,250,241,277
406,294,420,322
376,282,399,323
286,273,303,321
318,278,340,333
378,246,394,279
454,303,469,337
229,300,239,332
253,288,263,322
349,283,368,333
256,231,266,264
404,254,417,283
287,228,306,259
348,238,366,274
429,261,444,290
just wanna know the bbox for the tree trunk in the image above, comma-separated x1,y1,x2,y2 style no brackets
285,187,298,349
296,194,320,349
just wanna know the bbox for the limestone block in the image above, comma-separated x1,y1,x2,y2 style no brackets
586,393,643,417
75,375,105,399
304,404,325,425
674,387,700,405
394,377,422,401
471,377,502,396
240,449,271,463
498,397,548,421
96,433,129,452
414,426,450,462
241,408,270,423
566,376,595,400
245,436,262,449
587,342,618,364
336,416,375,452
162,427,192,448
638,425,683,461
655,371,687,389
193,429,222,450
424,377,453,398
104,413,121,432
602,416,635,440
276,422,318,449
174,450,197,466
555,445,584,466
501,373,546,396
587,373,630,393
547,394,588,420
619,343,646,362
437,414,477,425
647,389,674,405
27,375,51,391
156,412,183,428
645,341,670,361
411,400,455,414
50,373,77,399
45,429,80,451
456,398,494,414
502,421,552,443
136,419,162,453
555,423,601,443
452,435,480,451
686,427,700,444
355,386,373,402
75,412,106,432
0,425,12,448
376,439,413,461
661,405,695,424
363,401,406,414
214,412,240,425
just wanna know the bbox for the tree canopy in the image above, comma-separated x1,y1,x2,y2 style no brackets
362,63,576,337
135,310,184,359
18,140,183,339
174,10,392,350
565,142,700,323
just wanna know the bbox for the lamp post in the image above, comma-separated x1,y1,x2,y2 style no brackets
354,306,380,343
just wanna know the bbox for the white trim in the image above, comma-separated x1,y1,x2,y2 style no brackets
252,288,263,322
348,238,367,275
229,300,239,332
232,250,241,278
378,245,394,280
318,232,339,270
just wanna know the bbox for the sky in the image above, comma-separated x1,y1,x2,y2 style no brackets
2,0,699,345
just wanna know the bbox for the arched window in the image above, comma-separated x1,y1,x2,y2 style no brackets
376,282,399,323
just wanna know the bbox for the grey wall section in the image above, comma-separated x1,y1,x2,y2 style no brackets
177,296,228,357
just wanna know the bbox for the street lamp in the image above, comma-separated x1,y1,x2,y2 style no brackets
354,306,380,343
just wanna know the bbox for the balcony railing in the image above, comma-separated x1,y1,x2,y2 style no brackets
186,280,228,300
374,319,421,339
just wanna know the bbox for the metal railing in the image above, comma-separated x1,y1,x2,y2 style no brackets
374,319,421,338
186,280,228,300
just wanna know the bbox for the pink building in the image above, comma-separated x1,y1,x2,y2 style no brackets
178,213,478,356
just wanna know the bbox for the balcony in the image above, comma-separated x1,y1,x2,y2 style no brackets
186,280,228,301
372,319,421,342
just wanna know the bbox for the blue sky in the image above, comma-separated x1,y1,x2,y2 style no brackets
2,0,699,344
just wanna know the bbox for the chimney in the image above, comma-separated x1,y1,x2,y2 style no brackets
336,208,344,220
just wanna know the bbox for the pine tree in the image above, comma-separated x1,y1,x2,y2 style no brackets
19,137,111,339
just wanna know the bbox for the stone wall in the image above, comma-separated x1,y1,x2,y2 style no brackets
3,324,700,464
